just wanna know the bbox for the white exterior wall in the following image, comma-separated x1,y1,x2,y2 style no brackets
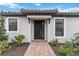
5,16,31,42
66,17,79,40
48,17,79,43
19,17,31,42
4,16,79,43
47,17,54,42
48,17,66,43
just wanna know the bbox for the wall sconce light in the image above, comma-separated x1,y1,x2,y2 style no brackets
28,18,30,24
48,18,51,24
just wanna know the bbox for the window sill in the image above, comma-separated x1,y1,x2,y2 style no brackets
7,31,19,33
54,36,65,38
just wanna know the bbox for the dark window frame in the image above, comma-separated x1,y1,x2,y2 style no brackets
55,19,64,37
8,18,18,31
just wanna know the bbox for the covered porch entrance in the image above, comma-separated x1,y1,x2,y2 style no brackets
27,15,51,41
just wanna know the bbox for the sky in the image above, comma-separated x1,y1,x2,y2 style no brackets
0,3,79,12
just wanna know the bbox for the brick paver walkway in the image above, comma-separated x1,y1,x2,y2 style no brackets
24,40,56,56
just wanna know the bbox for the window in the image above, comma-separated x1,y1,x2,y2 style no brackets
55,19,64,36
9,19,17,31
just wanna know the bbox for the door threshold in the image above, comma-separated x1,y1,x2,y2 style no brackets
32,40,47,42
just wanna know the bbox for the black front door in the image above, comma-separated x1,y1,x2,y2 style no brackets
34,20,44,39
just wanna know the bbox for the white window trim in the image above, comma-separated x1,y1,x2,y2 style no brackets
54,17,66,38
6,17,19,33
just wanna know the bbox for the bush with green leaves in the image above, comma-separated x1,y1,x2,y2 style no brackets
0,40,8,54
74,33,79,43
50,38,58,46
74,33,79,40
0,15,8,41
59,40,78,56
12,35,25,47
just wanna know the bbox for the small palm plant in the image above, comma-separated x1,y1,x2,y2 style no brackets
12,35,25,47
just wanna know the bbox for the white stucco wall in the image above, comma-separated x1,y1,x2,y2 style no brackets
4,16,79,43
19,17,31,42
5,16,31,42
66,17,79,39
47,17,54,42
48,17,79,43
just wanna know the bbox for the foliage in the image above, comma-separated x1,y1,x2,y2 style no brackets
58,33,79,56
11,39,17,47
74,33,79,43
74,33,79,40
50,38,58,46
0,40,9,54
0,15,7,40
59,39,78,56
11,35,25,47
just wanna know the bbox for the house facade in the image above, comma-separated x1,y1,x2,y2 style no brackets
0,9,79,43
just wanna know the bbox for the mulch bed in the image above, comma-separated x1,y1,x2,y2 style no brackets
49,44,61,56
49,43,79,56
1,42,79,56
0,43,30,56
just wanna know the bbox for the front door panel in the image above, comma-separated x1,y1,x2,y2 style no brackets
34,20,44,39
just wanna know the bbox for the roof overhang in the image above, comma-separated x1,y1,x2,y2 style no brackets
1,9,79,17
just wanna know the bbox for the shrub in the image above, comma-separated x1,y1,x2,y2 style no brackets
74,33,79,40
11,39,17,47
0,35,8,41
0,15,8,41
59,40,77,56
12,35,25,47
50,38,58,46
0,40,8,54
74,33,79,43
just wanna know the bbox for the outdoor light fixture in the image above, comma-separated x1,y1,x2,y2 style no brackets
28,18,30,24
48,18,51,24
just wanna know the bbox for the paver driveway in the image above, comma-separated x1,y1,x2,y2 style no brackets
24,40,56,56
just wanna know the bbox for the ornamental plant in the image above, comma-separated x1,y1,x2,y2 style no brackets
59,39,78,56
50,38,58,46
0,40,9,54
0,15,7,40
12,35,25,47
